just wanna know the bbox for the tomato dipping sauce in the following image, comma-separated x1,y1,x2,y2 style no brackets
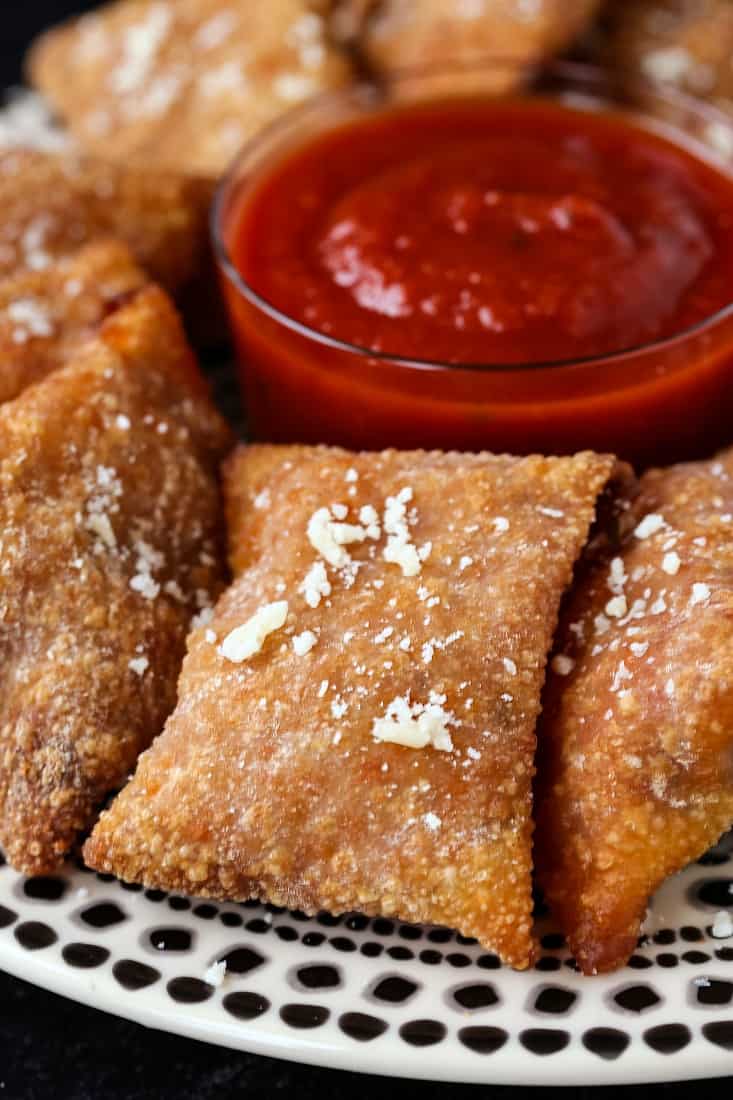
216,72,733,466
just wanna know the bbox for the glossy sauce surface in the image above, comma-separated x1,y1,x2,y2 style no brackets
233,99,733,365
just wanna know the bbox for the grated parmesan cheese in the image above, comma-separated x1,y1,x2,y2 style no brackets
372,694,457,751
292,630,317,656
634,513,666,539
219,601,288,663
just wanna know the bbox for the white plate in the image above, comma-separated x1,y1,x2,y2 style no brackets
0,834,731,1086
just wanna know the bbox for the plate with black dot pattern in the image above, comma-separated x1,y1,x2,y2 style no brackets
0,833,732,1085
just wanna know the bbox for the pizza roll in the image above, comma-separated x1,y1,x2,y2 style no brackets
85,444,620,969
536,448,733,974
28,0,353,179
0,285,231,874
0,238,148,405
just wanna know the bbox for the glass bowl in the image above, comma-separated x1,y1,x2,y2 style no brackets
212,60,733,467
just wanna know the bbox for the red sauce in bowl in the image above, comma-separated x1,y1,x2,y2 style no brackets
217,90,733,464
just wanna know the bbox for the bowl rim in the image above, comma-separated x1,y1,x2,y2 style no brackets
211,57,733,375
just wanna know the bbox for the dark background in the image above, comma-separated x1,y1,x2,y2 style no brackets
0,3,730,1097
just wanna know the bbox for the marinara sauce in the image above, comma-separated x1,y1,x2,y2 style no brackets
219,97,733,464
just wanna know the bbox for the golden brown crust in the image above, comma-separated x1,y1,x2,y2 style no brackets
358,0,601,88
28,0,353,178
0,286,232,874
599,1,733,112
536,448,733,974
86,443,618,968
0,147,211,295
0,238,148,405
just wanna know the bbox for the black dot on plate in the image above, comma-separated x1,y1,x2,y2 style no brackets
220,912,242,928
62,942,110,969
22,876,68,902
119,881,143,893
331,937,357,953
652,929,676,945
144,889,167,902
680,925,704,942
296,964,341,990
112,959,160,991
614,985,662,1013
627,954,653,970
275,925,298,942
455,934,478,946
372,976,419,1003
371,919,394,936
399,1019,446,1047
643,1024,691,1054
167,977,214,1004
245,919,270,934
458,1026,507,1056
280,1003,329,1029
287,909,309,921
339,1012,388,1042
243,898,263,910
697,848,731,866
96,873,115,883
149,928,192,952
695,880,733,907
345,914,369,932
446,953,471,968
476,953,501,970
265,903,285,915
535,957,562,972
453,983,499,1010
564,958,580,972
427,928,452,944
79,902,126,929
360,942,382,958
168,896,191,912
682,951,711,964
386,946,413,961
534,987,577,1015
696,979,733,1006
399,925,422,941
219,946,266,974
715,947,733,961
316,911,341,927
0,852,6,867
302,932,326,947
192,903,218,920
14,921,57,950
519,1028,570,1056
655,953,678,968
0,904,17,928
702,1021,733,1050
222,991,270,1020
582,1028,630,1061
540,933,566,950
420,949,442,965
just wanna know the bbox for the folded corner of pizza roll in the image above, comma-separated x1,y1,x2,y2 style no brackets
0,285,232,875
86,444,622,968
536,448,733,974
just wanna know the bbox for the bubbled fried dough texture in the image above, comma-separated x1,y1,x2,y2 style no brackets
0,148,210,295
0,239,148,405
358,0,601,88
0,287,231,875
28,0,353,179
536,449,733,975
86,445,619,969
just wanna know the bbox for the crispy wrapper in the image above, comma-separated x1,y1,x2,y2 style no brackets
536,449,733,974
355,0,601,93
85,444,619,968
28,0,352,179
0,148,211,296
0,238,148,405
0,285,231,874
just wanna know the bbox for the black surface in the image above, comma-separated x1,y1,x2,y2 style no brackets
1,4,731,1096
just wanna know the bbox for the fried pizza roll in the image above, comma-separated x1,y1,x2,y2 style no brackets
536,449,733,974
0,285,231,874
85,444,620,968
0,148,211,296
28,0,353,179
0,238,148,405
355,1,601,91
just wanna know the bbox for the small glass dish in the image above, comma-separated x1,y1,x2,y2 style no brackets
212,60,733,467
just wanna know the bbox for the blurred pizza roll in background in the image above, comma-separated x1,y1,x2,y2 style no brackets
0,285,231,875
600,0,733,113
85,443,620,969
28,0,353,179
0,238,148,405
536,447,733,974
